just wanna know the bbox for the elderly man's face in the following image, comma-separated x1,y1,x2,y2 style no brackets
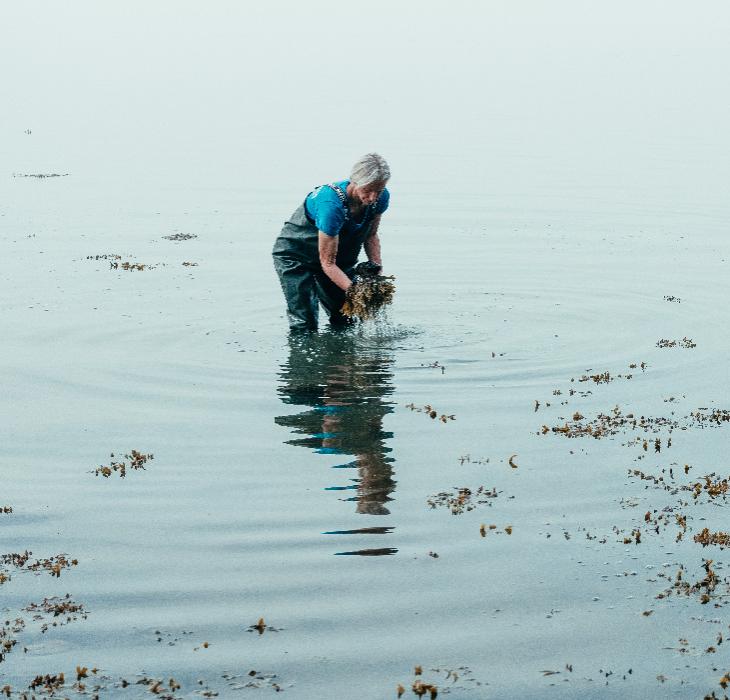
353,180,387,206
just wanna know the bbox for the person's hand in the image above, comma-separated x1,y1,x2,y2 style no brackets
354,261,382,278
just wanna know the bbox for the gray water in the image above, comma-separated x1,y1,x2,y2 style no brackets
2,2,730,698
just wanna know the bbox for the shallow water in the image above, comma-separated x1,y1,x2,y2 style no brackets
3,2,730,698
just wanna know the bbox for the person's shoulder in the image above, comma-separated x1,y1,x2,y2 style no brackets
328,180,349,202
307,182,346,236
308,182,347,207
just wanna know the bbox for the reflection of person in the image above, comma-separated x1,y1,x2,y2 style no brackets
275,333,396,514
272,153,391,331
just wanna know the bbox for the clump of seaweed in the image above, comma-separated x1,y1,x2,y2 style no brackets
1,552,78,582
341,263,395,320
110,261,157,271
694,529,730,549
0,617,25,663
396,666,439,698
690,409,730,427
29,673,68,693
405,403,455,423
458,455,489,465
688,476,730,501
24,595,88,633
93,450,153,478
578,371,614,384
656,337,696,348
223,669,284,691
163,233,197,241
627,468,730,506
246,617,281,635
427,486,499,514
609,505,689,546
657,560,724,606
538,403,730,441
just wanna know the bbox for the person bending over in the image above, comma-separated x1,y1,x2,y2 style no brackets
272,153,391,331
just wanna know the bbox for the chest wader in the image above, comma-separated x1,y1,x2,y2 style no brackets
272,183,377,331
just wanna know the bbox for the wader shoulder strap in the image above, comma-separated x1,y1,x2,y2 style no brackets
327,183,349,222
326,182,378,222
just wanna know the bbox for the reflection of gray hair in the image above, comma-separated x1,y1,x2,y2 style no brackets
350,153,391,187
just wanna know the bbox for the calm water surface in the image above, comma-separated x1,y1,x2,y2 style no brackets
2,2,730,698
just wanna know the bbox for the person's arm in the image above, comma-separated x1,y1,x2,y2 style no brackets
364,214,383,268
318,232,353,290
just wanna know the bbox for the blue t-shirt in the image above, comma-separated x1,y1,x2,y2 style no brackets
305,180,390,237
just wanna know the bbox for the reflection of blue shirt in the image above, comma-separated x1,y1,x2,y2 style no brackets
305,180,390,237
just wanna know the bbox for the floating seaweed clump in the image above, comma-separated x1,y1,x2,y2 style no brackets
396,665,440,698
246,617,281,635
93,450,153,478
0,617,25,663
690,409,730,427
24,595,88,633
405,403,455,423
86,254,121,261
578,371,614,384
427,486,498,514
110,261,157,271
225,670,284,692
458,455,489,465
694,529,730,549
163,233,197,241
29,673,67,693
1,552,78,583
656,560,724,605
24,595,86,619
610,507,688,546
628,468,730,504
341,263,395,320
656,337,696,348
688,476,730,501
538,403,730,440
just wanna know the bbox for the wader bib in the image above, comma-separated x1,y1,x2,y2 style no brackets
272,183,378,331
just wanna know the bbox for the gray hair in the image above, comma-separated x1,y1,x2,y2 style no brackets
350,153,390,187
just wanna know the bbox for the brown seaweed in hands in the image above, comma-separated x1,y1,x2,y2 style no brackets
340,265,395,320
